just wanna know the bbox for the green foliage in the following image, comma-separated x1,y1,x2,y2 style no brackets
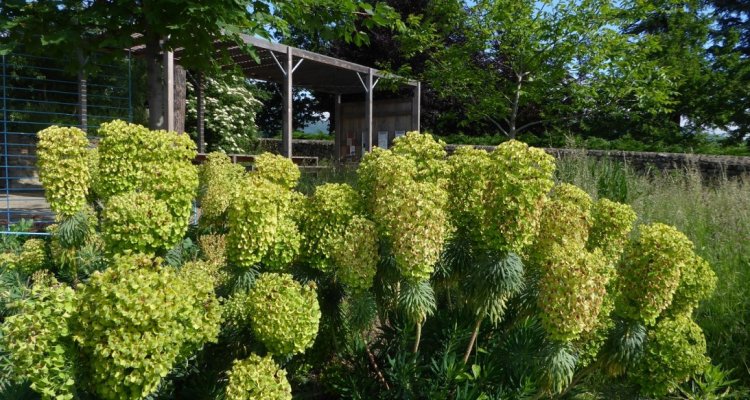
226,177,300,270
333,216,378,293
36,126,92,217
94,120,199,246
1,279,76,400
198,152,246,226
225,353,292,400
73,254,221,400
633,314,710,397
101,192,173,255
301,183,360,272
253,152,301,190
483,140,556,255
616,223,695,325
245,273,321,355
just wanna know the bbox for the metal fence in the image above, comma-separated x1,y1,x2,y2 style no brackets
0,52,132,234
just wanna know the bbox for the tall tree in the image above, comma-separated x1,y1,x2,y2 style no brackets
1,0,402,130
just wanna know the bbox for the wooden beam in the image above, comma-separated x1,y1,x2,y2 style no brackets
412,81,421,132
334,94,342,162
282,46,293,158
164,49,175,131
365,68,373,152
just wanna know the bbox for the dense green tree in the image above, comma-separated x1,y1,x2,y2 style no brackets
1,0,403,130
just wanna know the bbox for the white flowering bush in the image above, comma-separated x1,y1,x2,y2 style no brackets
187,74,263,153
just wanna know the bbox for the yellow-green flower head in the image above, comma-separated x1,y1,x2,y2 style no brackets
301,183,361,271
616,223,694,325
538,244,609,342
333,216,379,292
36,126,92,217
198,233,228,267
380,180,449,282
391,131,448,182
198,152,246,225
0,279,77,400
532,184,593,263
246,273,321,355
587,198,637,264
73,254,221,400
667,254,717,316
357,147,418,215
483,140,556,255
253,152,301,190
16,238,47,274
446,146,491,241
225,354,292,400
633,314,710,397
101,192,174,255
94,120,198,247
227,177,300,271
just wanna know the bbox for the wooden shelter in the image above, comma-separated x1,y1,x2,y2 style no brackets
163,34,421,159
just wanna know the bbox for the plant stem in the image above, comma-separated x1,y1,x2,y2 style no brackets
413,320,422,354
362,334,390,390
463,315,484,364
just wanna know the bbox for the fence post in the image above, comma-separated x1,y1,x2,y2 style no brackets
2,54,10,230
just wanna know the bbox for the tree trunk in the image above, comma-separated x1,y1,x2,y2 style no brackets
173,64,187,133
146,35,165,130
509,74,524,139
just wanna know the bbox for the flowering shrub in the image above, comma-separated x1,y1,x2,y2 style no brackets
391,131,449,182
538,245,608,342
100,192,173,255
253,153,301,190
187,74,262,153
332,216,379,292
1,279,77,400
95,120,198,246
18,121,720,399
587,198,637,263
483,140,556,255
73,254,221,400
300,183,360,272
633,314,710,396
246,273,321,355
446,146,491,241
36,126,92,217
616,223,694,325
225,354,292,400
198,152,246,226
226,177,300,270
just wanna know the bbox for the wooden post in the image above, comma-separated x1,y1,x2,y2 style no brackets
411,82,421,132
196,72,205,153
282,47,293,158
164,49,175,132
173,64,187,134
365,68,373,152
334,94,342,161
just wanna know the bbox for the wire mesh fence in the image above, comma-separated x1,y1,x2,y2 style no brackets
1,52,132,234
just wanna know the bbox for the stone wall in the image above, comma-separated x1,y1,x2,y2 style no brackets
256,138,750,179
